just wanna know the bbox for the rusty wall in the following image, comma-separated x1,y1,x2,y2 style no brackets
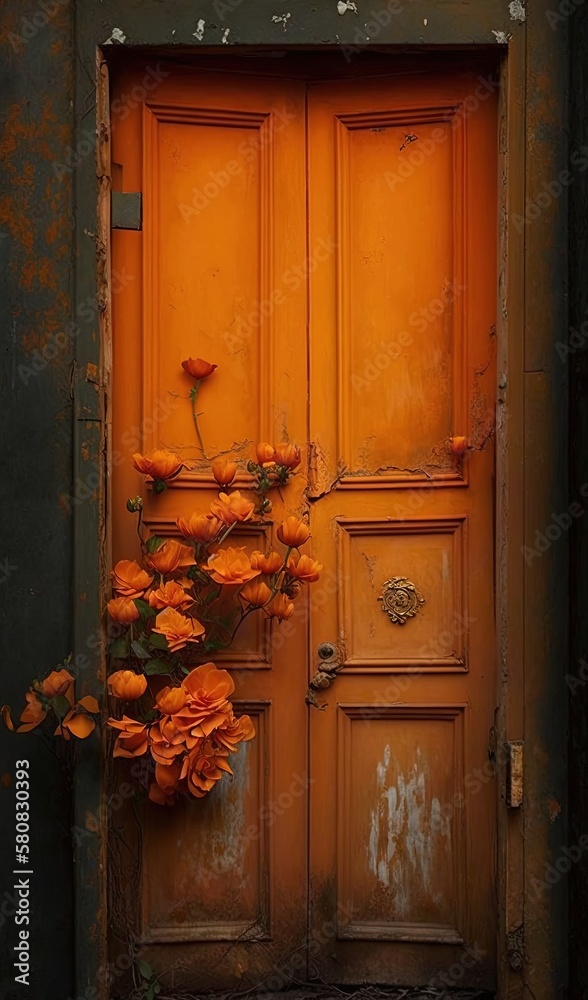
0,2,74,998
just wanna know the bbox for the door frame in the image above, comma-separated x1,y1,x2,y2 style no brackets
72,4,569,997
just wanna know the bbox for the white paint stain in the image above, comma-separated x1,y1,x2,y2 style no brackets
367,745,451,918
222,27,230,43
492,29,512,42
337,0,358,13
202,743,251,880
423,17,428,25
103,27,126,45
272,12,292,29
193,19,206,40
509,0,526,19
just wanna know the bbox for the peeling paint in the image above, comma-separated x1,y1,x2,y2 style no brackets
271,12,291,29
508,0,526,20
192,19,206,40
103,27,126,44
367,745,450,917
337,0,358,13
491,29,512,42
221,27,230,43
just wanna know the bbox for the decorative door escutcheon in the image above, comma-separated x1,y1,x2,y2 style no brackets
306,642,342,709
378,576,426,625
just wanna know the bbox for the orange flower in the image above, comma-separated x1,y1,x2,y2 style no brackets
2,692,47,734
287,553,323,583
108,670,148,700
209,490,255,525
112,559,153,597
212,458,238,487
150,719,185,765
58,697,99,740
181,357,218,380
250,549,283,575
174,662,235,738
268,592,295,620
215,713,256,753
176,513,221,543
108,716,149,758
152,607,205,652
240,579,272,606
148,580,193,611
204,546,260,586
256,442,276,466
277,516,310,548
41,668,74,699
181,738,233,798
132,449,183,482
154,759,183,792
107,596,140,624
274,442,301,469
148,782,176,806
147,539,196,575
156,685,188,715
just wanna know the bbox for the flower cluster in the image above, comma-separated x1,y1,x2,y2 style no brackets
1,661,98,740
104,356,322,804
2,356,323,809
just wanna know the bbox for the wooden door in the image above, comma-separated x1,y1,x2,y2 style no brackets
307,73,497,989
111,59,497,994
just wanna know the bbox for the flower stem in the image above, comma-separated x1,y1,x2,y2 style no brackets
190,382,207,457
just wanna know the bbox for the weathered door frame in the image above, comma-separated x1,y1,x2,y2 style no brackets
72,3,569,997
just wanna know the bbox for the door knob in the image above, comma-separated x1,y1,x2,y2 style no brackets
306,642,342,710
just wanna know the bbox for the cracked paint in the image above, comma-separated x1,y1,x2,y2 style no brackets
192,19,206,40
508,0,526,19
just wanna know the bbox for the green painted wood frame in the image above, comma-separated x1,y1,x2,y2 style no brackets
72,2,569,996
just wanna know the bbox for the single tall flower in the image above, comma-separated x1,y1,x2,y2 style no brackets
181,358,218,380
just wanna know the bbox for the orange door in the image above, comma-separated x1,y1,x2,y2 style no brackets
111,59,497,993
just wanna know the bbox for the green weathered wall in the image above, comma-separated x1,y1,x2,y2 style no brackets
569,1,588,996
0,3,75,998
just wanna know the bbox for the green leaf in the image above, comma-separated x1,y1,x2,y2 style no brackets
131,641,150,659
146,535,165,554
143,658,173,676
149,632,169,651
136,959,154,981
51,695,71,721
110,634,130,659
133,598,154,622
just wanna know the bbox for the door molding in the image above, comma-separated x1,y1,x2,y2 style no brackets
73,4,568,997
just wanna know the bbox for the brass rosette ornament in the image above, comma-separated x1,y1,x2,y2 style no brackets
378,576,426,625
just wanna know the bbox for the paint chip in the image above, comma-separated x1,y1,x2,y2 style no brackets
509,0,526,19
492,29,511,42
193,18,205,40
103,27,126,45
271,12,291,29
221,27,230,43
337,0,358,13
423,17,428,24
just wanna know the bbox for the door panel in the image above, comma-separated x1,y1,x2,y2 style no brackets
111,68,309,990
111,61,497,994
307,73,497,988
